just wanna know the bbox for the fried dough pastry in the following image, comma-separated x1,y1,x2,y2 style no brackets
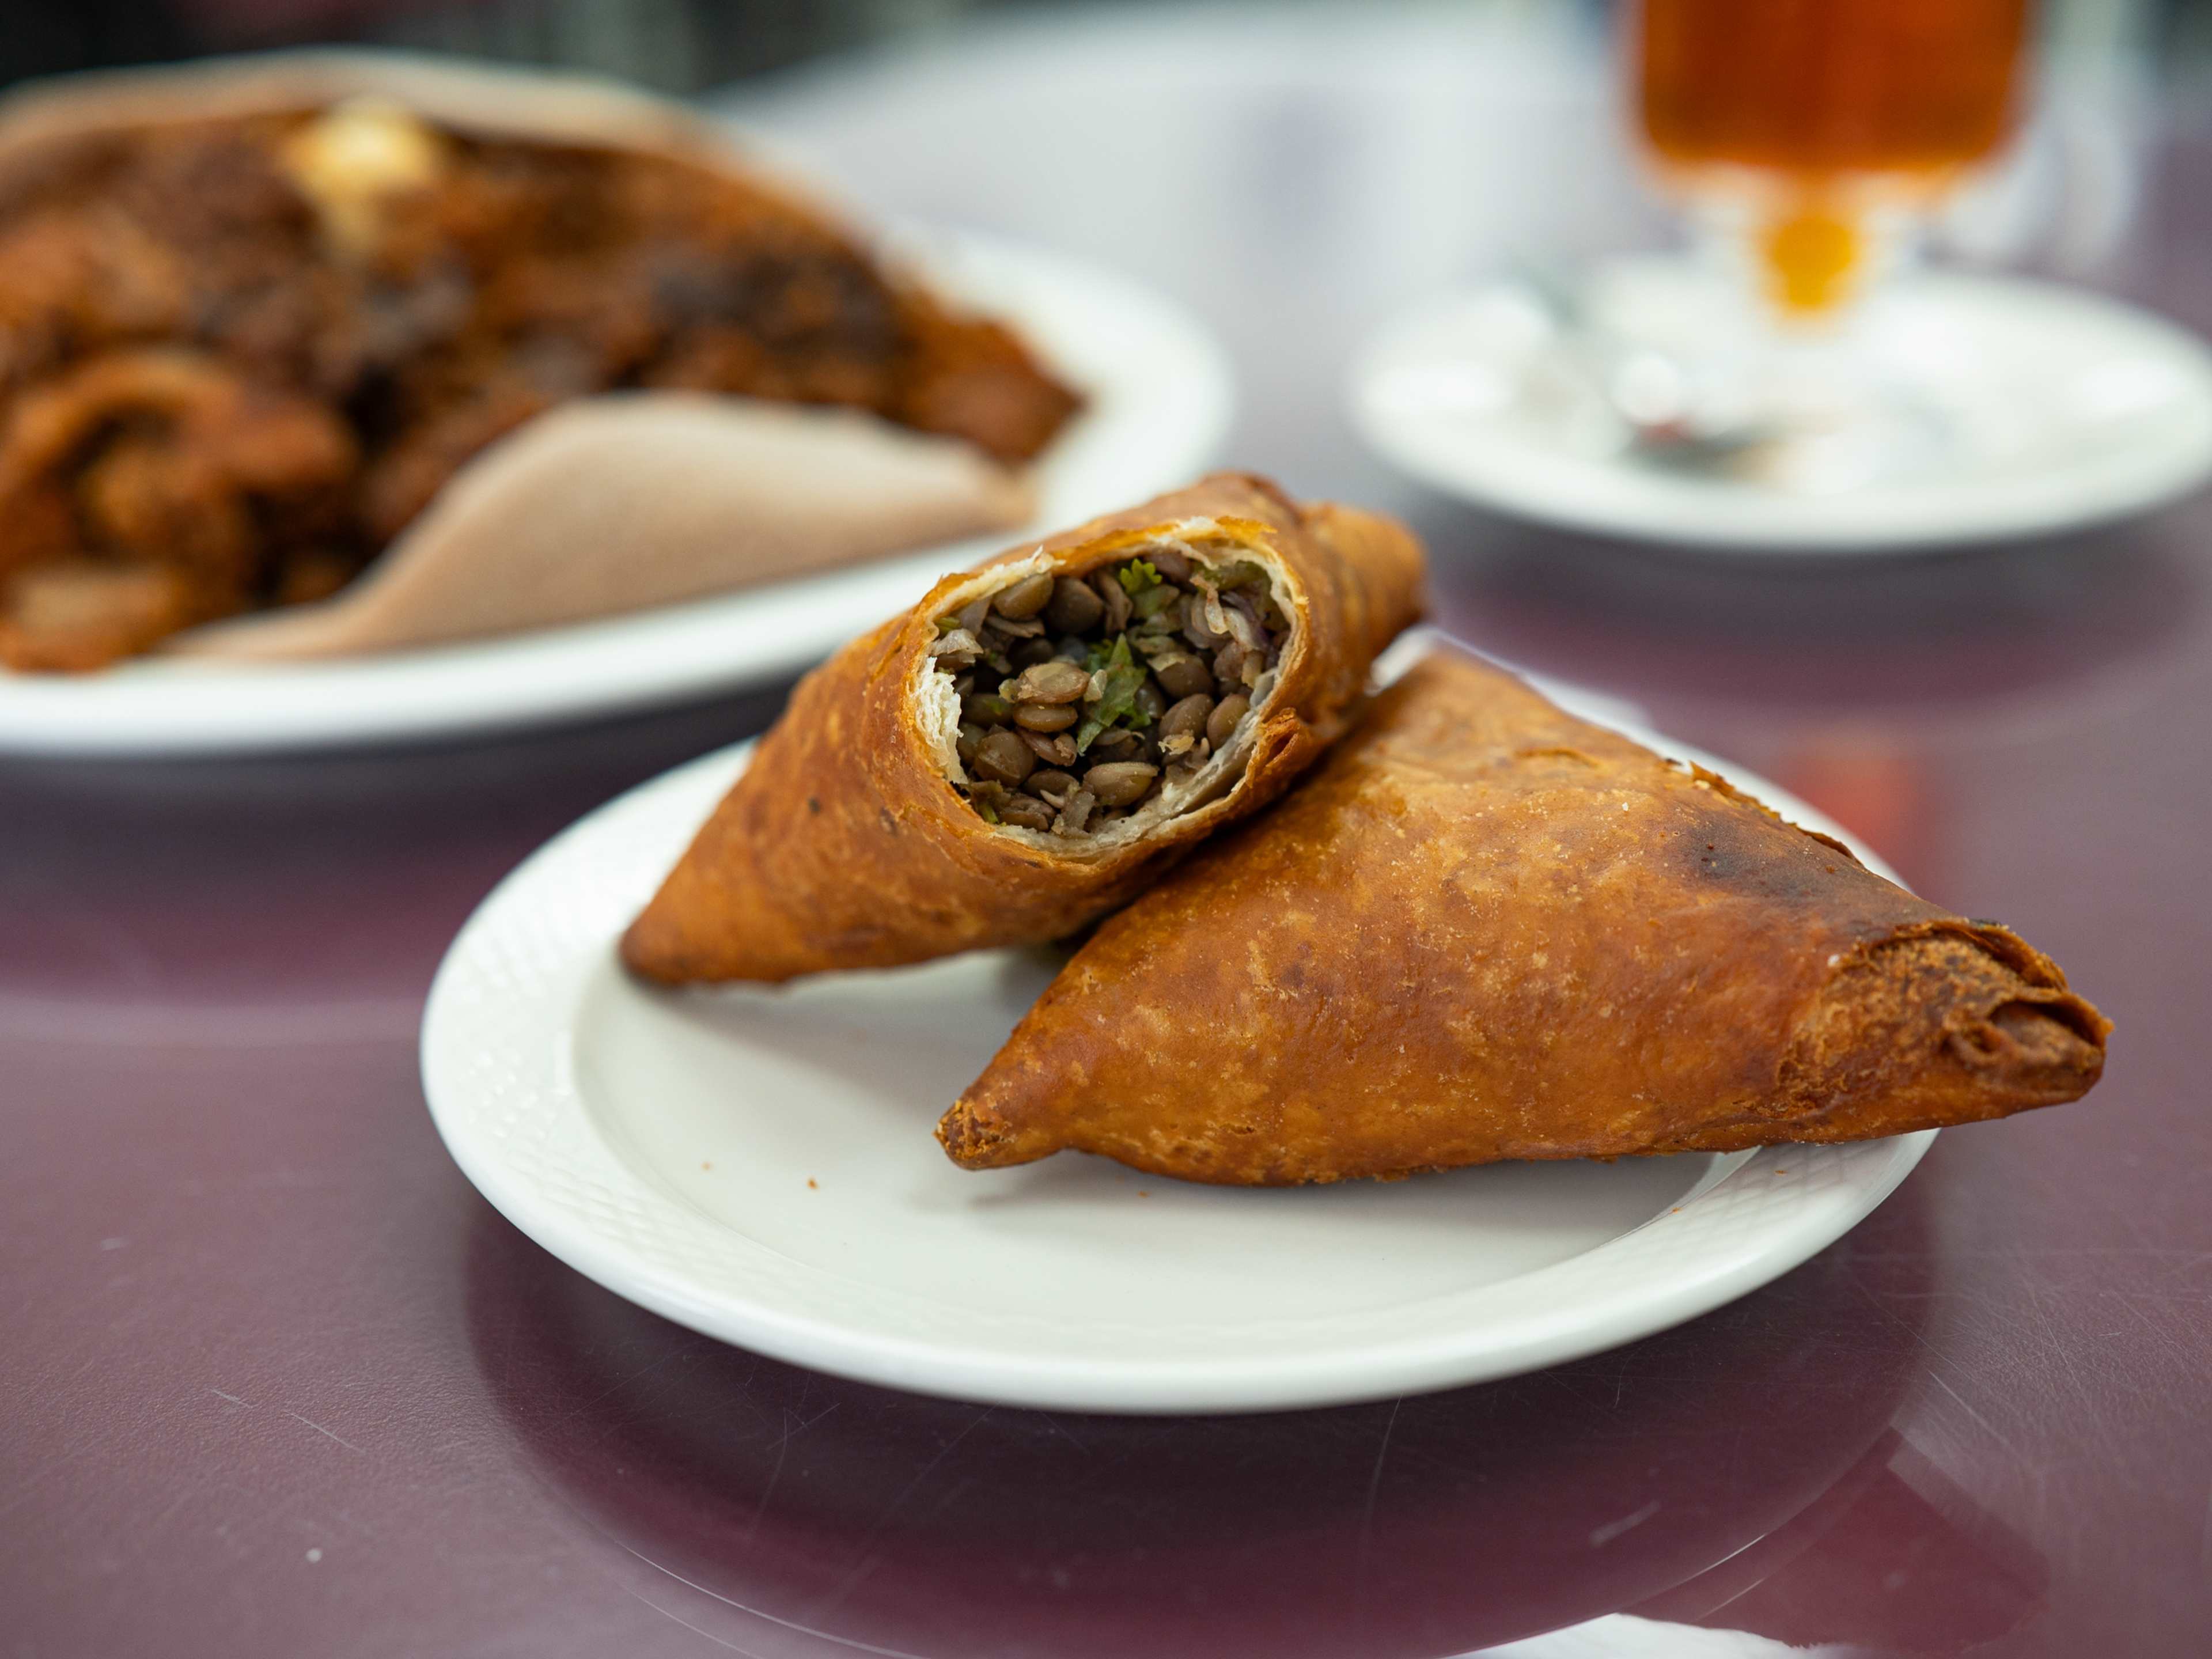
939,648,2109,1183
620,473,1426,984
0,55,1078,670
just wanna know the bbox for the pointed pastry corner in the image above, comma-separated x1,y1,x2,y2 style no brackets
1945,994,2108,1099
1937,925,2109,1110
1780,923,2109,1139
615,898,684,983
616,855,770,986
617,878,812,987
935,1094,1056,1171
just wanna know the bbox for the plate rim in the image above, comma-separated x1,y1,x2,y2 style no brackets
421,685,1935,1415
0,228,1233,757
1349,260,2212,552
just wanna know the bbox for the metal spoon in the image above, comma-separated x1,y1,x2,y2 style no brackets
1507,253,1793,479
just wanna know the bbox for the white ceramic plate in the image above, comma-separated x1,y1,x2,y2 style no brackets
0,230,1232,756
1350,256,2212,551
421,675,1933,1414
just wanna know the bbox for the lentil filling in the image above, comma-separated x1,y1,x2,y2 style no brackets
930,544,1286,837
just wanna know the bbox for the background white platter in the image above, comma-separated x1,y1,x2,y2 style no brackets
421,674,1933,1415
1350,256,2212,552
0,230,1232,756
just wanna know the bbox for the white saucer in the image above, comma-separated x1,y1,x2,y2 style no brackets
421,695,1931,1415
1350,256,2212,551
0,230,1232,756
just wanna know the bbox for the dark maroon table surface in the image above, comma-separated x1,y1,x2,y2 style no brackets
8,12,2210,1657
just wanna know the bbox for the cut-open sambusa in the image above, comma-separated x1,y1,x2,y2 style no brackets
939,647,2110,1184
620,472,1427,983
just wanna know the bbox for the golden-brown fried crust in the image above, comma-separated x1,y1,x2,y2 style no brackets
619,472,1427,983
937,648,2109,1183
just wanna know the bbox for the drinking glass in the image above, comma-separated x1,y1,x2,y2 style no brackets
1626,0,2035,488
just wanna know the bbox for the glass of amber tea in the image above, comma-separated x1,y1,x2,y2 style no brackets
1638,0,2031,317
1613,0,2035,491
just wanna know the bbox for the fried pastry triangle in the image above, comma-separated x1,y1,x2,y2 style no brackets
939,648,2108,1183
621,474,1425,984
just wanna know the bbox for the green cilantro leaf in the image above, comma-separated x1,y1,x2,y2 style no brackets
1131,582,1181,620
1074,634,1153,752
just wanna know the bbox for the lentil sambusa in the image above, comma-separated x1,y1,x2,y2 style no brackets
939,647,2110,1185
620,472,1426,984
